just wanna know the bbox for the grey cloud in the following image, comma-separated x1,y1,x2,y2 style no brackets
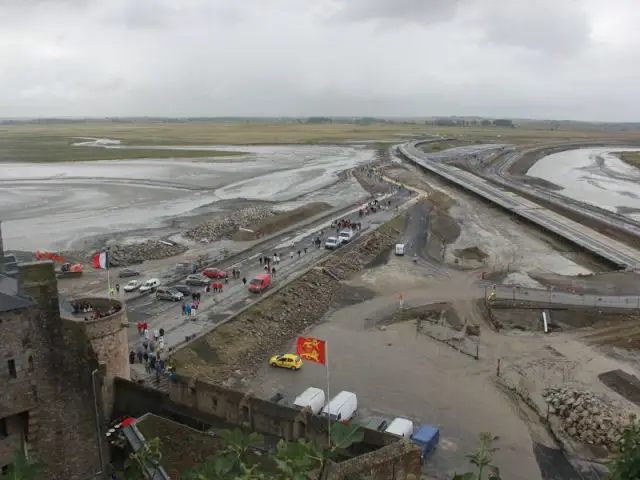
332,0,465,24
476,1,591,55
0,0,638,121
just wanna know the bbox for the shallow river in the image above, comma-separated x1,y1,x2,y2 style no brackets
527,147,640,218
0,144,373,250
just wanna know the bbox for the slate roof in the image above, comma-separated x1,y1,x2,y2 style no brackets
0,274,34,312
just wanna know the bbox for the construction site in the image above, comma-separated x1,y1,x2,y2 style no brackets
4,124,640,479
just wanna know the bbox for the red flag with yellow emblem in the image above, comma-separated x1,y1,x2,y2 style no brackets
296,336,326,365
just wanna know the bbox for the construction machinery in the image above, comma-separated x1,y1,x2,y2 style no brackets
35,250,84,278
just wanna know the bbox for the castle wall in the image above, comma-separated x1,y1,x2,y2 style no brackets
17,262,104,480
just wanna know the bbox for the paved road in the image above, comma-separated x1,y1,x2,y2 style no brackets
486,283,640,309
126,190,410,355
399,142,640,270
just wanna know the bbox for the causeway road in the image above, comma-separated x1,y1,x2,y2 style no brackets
399,142,640,270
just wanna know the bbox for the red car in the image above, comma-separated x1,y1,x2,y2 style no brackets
202,268,227,279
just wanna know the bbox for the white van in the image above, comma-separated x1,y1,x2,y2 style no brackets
321,391,358,422
385,417,414,439
395,243,405,256
293,387,325,414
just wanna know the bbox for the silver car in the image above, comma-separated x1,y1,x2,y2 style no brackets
156,287,184,302
185,274,209,286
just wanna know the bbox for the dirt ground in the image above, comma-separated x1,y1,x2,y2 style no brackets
232,202,332,241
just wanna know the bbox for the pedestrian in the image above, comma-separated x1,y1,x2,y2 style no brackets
218,282,223,292
137,321,143,335
153,329,159,342
109,287,115,297
159,328,164,337
116,283,120,294
191,292,197,301
129,351,135,364
159,337,165,351
185,303,192,317
196,292,201,301
181,302,186,315
143,351,149,371
290,251,294,260
259,256,263,265
205,284,210,293
242,276,247,285
143,328,149,341
297,250,301,258
264,264,269,272
272,266,276,277
272,254,277,265
136,349,143,363
143,341,148,351
225,276,228,285
304,247,307,254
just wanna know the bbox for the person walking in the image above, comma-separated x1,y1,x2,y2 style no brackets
242,276,247,285
115,283,120,294
297,249,301,258
290,251,294,261
259,256,263,265
304,247,307,255
271,266,276,277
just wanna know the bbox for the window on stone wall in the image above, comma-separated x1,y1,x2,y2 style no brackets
7,360,16,379
27,356,33,373
0,418,7,438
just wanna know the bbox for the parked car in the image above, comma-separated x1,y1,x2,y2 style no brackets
185,274,209,286
385,418,414,439
395,243,406,256
202,268,227,279
172,284,192,296
123,279,142,292
139,278,161,293
269,353,302,370
248,273,271,293
118,268,140,278
156,287,183,302
338,229,355,243
324,236,343,250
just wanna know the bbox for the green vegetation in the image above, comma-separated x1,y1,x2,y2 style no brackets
607,415,640,480
422,140,475,153
453,433,501,480
119,424,370,480
0,132,246,163
5,450,45,480
3,120,638,163
615,151,640,169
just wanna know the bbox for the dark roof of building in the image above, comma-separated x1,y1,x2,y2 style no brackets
0,274,34,312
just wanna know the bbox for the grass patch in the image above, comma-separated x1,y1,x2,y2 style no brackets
428,191,455,211
3,122,639,163
0,133,246,163
422,140,475,152
614,151,640,169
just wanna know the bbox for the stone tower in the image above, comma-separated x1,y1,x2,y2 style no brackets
74,297,131,420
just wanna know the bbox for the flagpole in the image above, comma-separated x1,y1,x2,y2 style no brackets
326,341,331,447
106,250,111,297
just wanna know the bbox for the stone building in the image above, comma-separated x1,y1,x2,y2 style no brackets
0,222,130,479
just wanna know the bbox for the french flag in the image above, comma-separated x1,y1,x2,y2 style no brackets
91,251,109,269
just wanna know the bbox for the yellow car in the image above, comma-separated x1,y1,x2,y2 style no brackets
269,353,303,370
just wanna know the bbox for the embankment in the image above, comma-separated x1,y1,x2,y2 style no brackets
171,219,403,383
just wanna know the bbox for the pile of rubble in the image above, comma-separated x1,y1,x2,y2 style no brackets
185,206,275,242
107,240,188,267
542,386,630,449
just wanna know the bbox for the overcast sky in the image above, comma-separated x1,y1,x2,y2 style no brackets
2,0,639,121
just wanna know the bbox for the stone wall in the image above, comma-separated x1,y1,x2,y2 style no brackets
0,414,27,470
0,307,38,418
17,262,105,480
66,297,130,420
325,441,422,480
114,379,422,480
168,375,398,450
